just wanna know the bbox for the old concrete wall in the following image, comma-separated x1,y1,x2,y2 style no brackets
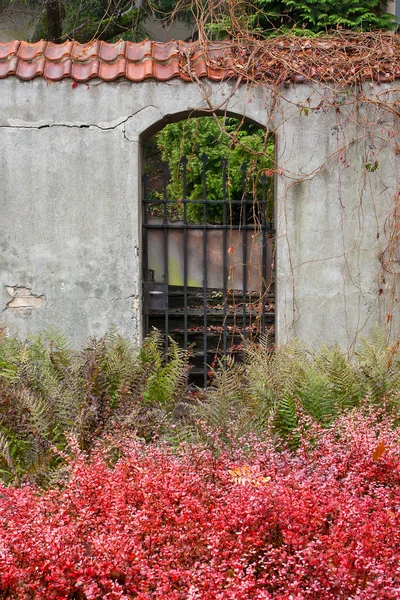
0,76,398,349
276,85,400,349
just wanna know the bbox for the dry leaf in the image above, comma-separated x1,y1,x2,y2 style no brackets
228,465,271,487
372,440,387,461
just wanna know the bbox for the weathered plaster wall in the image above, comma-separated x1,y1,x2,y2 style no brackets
276,85,400,349
0,76,398,349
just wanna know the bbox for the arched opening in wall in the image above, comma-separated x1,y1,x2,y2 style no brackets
142,115,275,387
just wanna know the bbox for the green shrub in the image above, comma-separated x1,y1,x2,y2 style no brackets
155,117,274,224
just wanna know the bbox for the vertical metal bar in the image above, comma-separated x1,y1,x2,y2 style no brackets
182,156,188,350
261,174,267,335
201,153,208,387
241,163,247,339
162,162,169,356
222,157,228,358
143,173,149,338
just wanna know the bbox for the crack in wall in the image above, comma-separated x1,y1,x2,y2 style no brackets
0,105,160,133
87,294,138,302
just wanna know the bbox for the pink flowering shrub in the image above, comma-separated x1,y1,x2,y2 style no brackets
0,410,400,599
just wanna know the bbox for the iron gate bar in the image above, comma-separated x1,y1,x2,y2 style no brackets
222,157,228,358
162,163,169,356
143,223,267,230
241,163,247,338
182,156,189,350
142,173,150,336
143,198,265,205
201,153,208,387
261,173,267,334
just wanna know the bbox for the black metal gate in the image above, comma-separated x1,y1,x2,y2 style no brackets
142,154,274,387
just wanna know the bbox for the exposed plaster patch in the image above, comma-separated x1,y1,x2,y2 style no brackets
4,286,45,317
131,295,141,346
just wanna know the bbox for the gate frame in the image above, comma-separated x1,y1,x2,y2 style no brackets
136,104,278,351
141,146,275,385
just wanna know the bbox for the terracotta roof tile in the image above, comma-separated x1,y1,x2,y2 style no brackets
208,43,233,65
45,41,73,60
99,40,125,62
126,57,153,82
125,40,152,62
191,57,208,79
0,35,399,85
99,58,126,81
207,66,228,81
17,40,47,61
16,57,45,80
44,58,72,80
0,56,18,78
180,41,199,55
153,59,180,81
0,40,19,60
71,59,100,81
152,41,179,61
71,41,100,60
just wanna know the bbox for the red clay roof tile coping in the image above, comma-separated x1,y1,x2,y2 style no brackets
1,34,400,84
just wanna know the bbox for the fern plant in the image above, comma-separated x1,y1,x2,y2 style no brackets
1,325,399,485
0,328,190,484
142,331,189,410
356,328,400,402
184,330,400,445
208,0,395,38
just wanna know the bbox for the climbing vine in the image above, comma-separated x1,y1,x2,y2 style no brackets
171,22,400,346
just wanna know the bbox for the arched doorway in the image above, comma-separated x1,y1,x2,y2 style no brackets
141,114,275,386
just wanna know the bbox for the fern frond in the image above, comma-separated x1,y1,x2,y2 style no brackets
16,387,53,440
315,345,361,411
299,366,336,425
143,335,188,410
356,327,399,402
0,430,14,476
276,394,298,435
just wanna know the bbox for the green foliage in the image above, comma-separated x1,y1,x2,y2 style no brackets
1,326,400,485
182,330,400,445
141,331,189,410
2,0,183,43
0,328,189,484
287,0,394,32
207,0,395,39
2,0,394,45
365,161,379,172
356,327,400,402
155,117,274,223
190,356,252,446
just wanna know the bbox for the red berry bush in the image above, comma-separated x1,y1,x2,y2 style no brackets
0,410,400,599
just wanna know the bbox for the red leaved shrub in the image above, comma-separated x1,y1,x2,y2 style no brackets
0,410,400,599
